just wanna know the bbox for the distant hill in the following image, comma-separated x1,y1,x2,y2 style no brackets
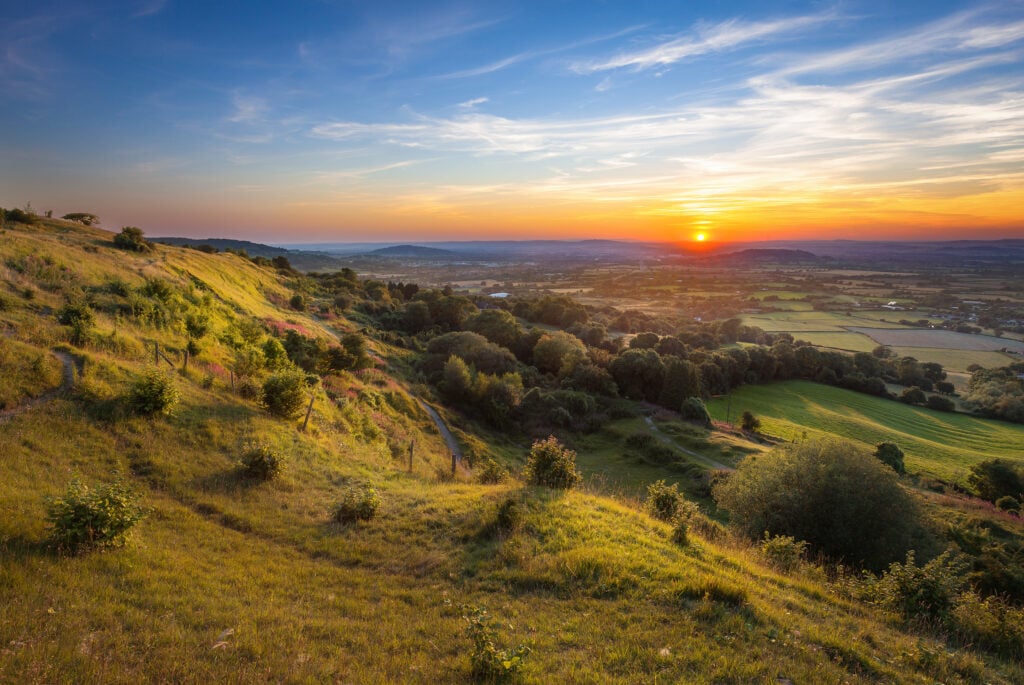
700,248,821,264
153,237,292,258
365,244,459,258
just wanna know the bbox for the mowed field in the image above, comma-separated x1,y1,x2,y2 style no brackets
706,381,1024,484
848,327,1024,352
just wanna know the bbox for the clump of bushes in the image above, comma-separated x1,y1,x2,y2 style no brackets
238,441,286,480
476,458,509,485
874,441,906,474
113,226,152,252
495,497,525,535
46,478,145,552
128,368,179,415
760,533,808,572
645,479,684,522
261,368,309,418
461,604,531,682
523,436,581,489
740,411,761,432
332,484,381,524
57,299,96,346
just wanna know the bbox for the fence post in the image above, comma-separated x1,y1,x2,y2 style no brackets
302,392,315,431
408,440,415,473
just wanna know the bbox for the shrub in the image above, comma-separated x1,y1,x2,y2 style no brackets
477,459,509,485
680,397,711,427
968,459,1023,503
925,395,955,412
113,226,152,252
523,436,581,489
46,478,145,552
261,368,308,418
760,533,808,572
332,484,381,523
899,386,926,405
57,299,95,346
238,441,286,480
950,591,1024,659
874,441,906,474
461,604,531,682
740,410,761,432
289,293,306,311
128,368,179,415
645,479,684,522
671,519,689,546
714,438,928,571
870,550,967,623
995,495,1020,513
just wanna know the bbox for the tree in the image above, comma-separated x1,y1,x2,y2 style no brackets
261,369,309,418
874,442,906,474
464,309,520,349
740,411,761,432
113,226,152,252
658,357,700,411
62,212,100,226
899,386,926,405
715,438,928,571
532,331,586,376
680,397,712,427
609,348,664,401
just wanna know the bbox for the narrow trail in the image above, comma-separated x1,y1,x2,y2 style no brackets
0,350,76,424
417,400,463,462
643,416,733,471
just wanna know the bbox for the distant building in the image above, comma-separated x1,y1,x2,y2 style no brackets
489,292,510,299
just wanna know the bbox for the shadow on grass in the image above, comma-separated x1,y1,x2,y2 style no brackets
0,534,59,560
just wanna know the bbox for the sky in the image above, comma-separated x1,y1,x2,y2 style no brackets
2,0,1023,244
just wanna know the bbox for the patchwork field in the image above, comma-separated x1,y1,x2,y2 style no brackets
706,381,1024,484
849,327,1024,352
890,347,1019,373
783,331,878,352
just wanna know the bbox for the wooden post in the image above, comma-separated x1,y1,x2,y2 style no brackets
302,393,315,431
451,451,456,477
408,440,415,473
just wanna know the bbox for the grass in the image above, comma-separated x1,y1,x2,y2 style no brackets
0,338,64,409
707,380,1024,484
849,327,1024,352
786,331,878,352
890,347,1019,373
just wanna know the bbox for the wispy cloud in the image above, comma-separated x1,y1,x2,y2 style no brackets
571,13,834,73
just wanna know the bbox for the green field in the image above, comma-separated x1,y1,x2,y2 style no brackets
707,381,1024,484
785,331,878,352
890,347,1019,373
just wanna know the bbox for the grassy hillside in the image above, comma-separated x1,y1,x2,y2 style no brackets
706,380,1024,484
2,218,1022,683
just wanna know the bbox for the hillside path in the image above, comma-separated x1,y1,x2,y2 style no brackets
643,416,732,471
0,350,76,424
417,400,463,462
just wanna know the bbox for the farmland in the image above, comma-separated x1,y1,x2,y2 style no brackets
707,381,1024,484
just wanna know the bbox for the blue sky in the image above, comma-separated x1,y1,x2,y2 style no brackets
2,0,1023,242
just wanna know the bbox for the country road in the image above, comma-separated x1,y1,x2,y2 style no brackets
417,400,463,462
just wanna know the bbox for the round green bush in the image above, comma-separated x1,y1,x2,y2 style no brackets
523,436,581,489
261,369,308,418
333,484,381,524
46,478,145,552
645,479,684,522
128,368,179,415
239,441,286,480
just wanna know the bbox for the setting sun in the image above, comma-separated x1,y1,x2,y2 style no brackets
695,232,707,242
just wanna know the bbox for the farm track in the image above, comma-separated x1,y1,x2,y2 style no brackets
643,416,732,471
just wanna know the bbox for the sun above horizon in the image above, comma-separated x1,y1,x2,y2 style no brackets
695,232,707,242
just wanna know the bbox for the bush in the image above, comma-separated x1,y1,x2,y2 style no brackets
289,293,306,311
968,459,1023,503
870,550,967,623
523,436,581,489
995,495,1020,513
46,478,145,552
714,438,928,571
671,518,689,546
477,459,509,485
645,479,684,522
680,397,711,427
128,368,179,415
461,604,531,682
760,533,808,572
925,394,955,412
740,410,761,432
874,441,906,474
238,441,286,480
332,484,381,523
113,226,152,252
57,299,95,346
261,368,308,418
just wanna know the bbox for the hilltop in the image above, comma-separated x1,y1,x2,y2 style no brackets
1,215,1022,683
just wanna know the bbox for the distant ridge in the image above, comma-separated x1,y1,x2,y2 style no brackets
365,244,459,258
153,237,291,258
701,248,821,264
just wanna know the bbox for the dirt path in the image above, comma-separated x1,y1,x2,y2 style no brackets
643,416,732,471
0,350,76,424
417,400,463,462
